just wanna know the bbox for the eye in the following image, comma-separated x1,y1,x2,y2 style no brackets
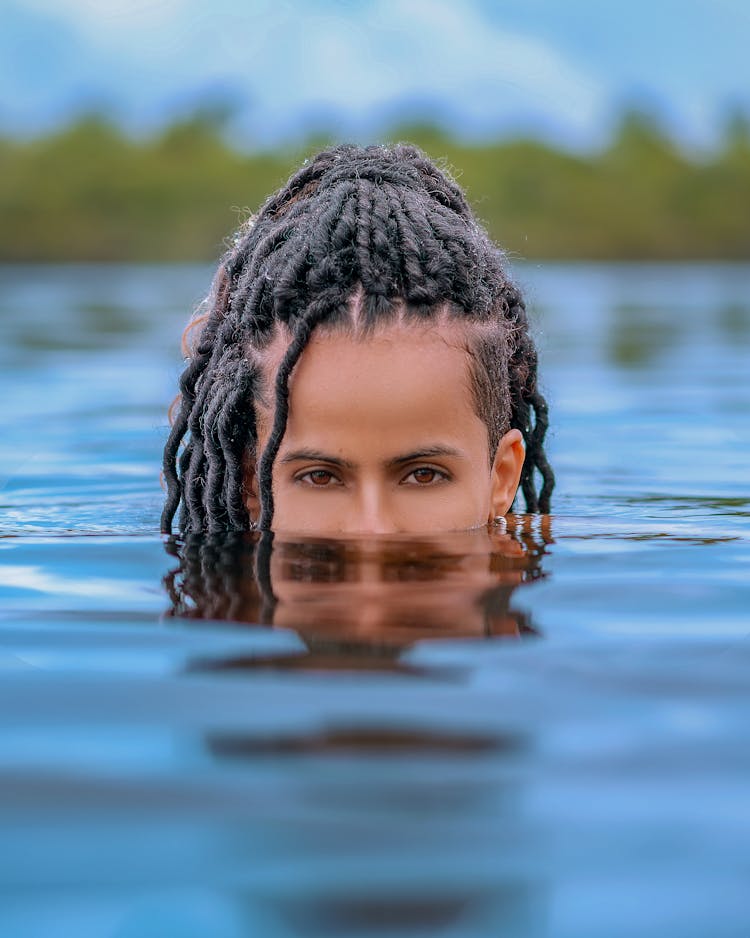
296,469,342,487
402,467,450,486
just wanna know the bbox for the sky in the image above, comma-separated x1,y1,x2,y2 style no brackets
2,0,749,151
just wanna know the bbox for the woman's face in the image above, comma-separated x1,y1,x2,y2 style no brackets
247,320,524,535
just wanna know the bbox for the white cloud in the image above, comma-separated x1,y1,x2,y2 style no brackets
174,0,606,141
21,0,189,33
5,0,609,144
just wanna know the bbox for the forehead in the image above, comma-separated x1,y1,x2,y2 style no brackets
257,319,486,449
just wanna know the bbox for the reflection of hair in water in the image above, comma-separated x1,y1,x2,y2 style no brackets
163,531,274,624
161,142,554,534
163,525,549,650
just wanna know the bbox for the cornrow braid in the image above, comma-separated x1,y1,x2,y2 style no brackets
162,142,554,534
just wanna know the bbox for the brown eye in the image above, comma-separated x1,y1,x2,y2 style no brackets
295,468,344,488
403,467,451,486
307,470,333,486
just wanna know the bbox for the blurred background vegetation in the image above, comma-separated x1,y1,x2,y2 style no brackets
2,106,748,263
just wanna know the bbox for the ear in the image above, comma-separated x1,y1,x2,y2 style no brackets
488,429,525,520
241,451,261,524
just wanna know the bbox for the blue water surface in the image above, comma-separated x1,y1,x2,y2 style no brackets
1,263,749,938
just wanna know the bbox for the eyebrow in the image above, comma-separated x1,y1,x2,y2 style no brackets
277,445,465,470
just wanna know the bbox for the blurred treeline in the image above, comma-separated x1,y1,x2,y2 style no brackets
1,108,748,261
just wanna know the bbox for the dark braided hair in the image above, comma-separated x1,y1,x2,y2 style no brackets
162,142,554,534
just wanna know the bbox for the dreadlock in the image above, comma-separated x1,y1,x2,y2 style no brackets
161,142,554,534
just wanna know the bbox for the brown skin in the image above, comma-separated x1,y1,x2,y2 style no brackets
269,529,529,644
244,319,525,536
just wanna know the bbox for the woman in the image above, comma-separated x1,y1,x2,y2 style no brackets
162,142,553,535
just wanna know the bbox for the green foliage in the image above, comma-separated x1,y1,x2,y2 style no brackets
1,109,748,261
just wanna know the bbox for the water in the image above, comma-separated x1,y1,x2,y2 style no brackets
1,263,749,938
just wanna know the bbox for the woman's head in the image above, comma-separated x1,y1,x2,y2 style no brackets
162,142,554,534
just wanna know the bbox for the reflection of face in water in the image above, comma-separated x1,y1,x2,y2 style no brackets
164,520,549,669
162,526,552,933
271,529,540,645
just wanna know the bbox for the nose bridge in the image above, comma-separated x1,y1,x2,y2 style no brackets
350,476,398,535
